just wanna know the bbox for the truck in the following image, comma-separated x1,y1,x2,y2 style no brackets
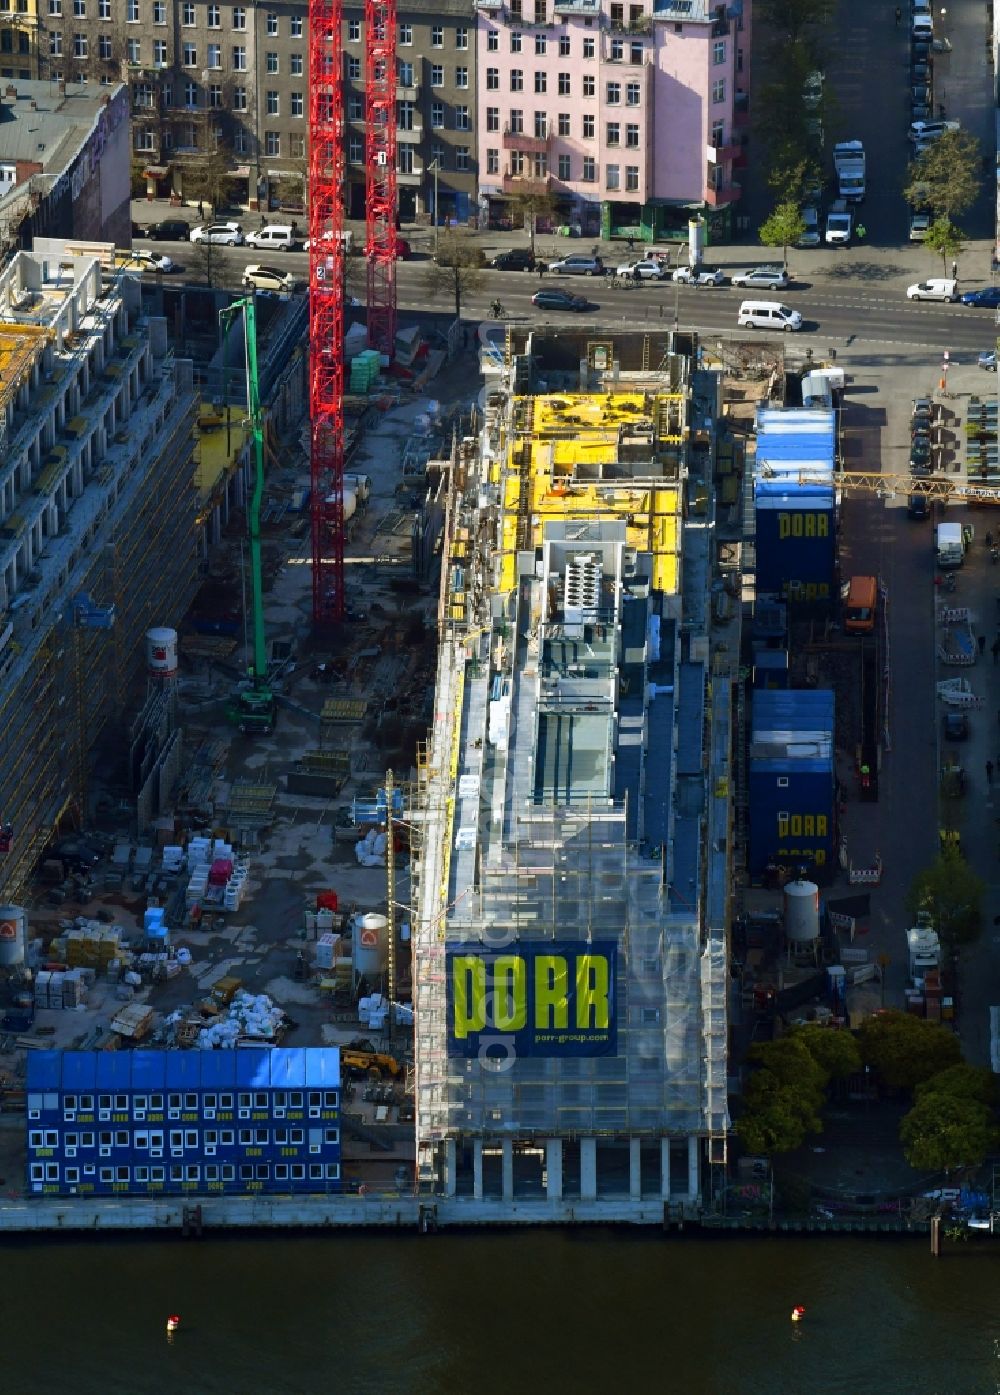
825,200,853,246
833,140,866,202
843,575,877,634
936,521,965,568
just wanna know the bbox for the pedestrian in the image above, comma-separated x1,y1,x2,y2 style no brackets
993,636,1000,664
979,633,987,655
987,760,994,785
628,234,635,253
632,263,641,286
197,200,204,220
951,259,958,280
856,223,867,241
538,262,545,280
894,4,901,24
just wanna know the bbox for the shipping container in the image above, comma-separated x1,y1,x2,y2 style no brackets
748,690,836,877
754,408,837,605
752,647,789,688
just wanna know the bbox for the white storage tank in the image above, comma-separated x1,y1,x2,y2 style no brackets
325,489,357,522
784,878,820,943
0,906,26,966
146,627,178,681
353,912,388,976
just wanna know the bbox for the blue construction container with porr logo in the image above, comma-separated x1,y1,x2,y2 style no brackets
754,409,837,606
748,689,836,878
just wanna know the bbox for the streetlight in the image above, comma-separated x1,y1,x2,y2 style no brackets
428,158,440,255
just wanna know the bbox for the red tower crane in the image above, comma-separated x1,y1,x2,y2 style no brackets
365,0,397,355
308,0,346,627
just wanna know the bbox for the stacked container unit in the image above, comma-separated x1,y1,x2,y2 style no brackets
748,689,836,880
26,1047,341,1198
754,409,837,608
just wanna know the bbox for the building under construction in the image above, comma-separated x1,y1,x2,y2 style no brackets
0,245,197,901
411,330,733,1216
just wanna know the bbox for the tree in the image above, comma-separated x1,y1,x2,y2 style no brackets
423,230,485,320
792,1024,862,1081
906,848,985,946
905,130,982,221
506,187,560,257
736,1037,828,1156
736,1090,820,1156
859,1011,962,1092
186,140,237,217
900,1093,998,1172
759,202,807,268
915,1063,999,1108
923,217,966,277
757,0,834,44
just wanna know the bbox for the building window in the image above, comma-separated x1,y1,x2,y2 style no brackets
582,156,595,182
127,0,138,19
486,147,498,174
207,3,220,24
431,24,442,45
487,29,498,51
397,146,414,174
182,42,196,66
455,104,469,130
485,105,498,133
348,135,363,162
712,78,725,103
151,0,164,19
265,50,278,73
290,53,303,75
557,153,570,180
134,125,153,151
48,32,61,57
208,82,224,107
582,74,595,97
535,33,546,54
430,63,443,86
232,46,247,70
510,68,522,91
606,81,620,104
510,30,521,52
456,65,468,88
153,38,166,62
99,34,112,57
347,55,360,78
266,10,277,34
583,36,595,58
610,38,623,61
626,81,641,105
265,89,278,115
232,6,246,28
557,72,570,96
289,132,305,158
398,21,411,43
99,0,110,15
626,122,639,147
290,15,302,36
606,122,619,145
455,146,469,170
625,165,639,190
397,58,412,83
582,113,594,138
431,100,444,128
48,0,61,13
73,0,85,14
265,131,280,156
534,70,546,93
557,112,569,135
73,32,86,56
533,109,546,137
233,84,247,110
456,25,468,48
630,40,643,63
713,38,725,64
181,0,193,22
558,34,569,56
290,90,303,117
347,17,359,40
509,108,522,133
605,164,620,190
486,67,498,90
207,43,221,68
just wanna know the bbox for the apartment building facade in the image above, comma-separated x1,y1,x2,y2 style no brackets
0,0,40,80
476,0,749,240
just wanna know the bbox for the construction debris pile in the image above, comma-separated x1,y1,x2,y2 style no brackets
183,837,251,914
164,988,289,1050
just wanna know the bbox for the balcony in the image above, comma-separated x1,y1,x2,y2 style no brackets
397,166,423,186
503,125,551,153
395,81,420,101
476,0,504,8
502,172,552,195
708,140,742,163
553,0,599,12
397,124,424,144
703,180,740,207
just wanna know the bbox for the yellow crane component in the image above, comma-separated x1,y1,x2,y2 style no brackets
767,469,1000,505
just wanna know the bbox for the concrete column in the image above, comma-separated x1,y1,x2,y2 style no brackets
580,1136,597,1201
629,1137,642,1200
687,1136,700,1204
443,1138,457,1198
660,1138,672,1199
473,1139,483,1200
501,1137,514,1201
545,1138,563,1202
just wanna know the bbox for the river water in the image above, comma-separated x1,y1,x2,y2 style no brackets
5,1231,998,1394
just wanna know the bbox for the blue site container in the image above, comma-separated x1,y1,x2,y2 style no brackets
752,647,789,689
754,408,837,606
749,690,835,877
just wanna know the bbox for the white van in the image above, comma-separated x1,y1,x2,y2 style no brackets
737,300,803,332
936,521,965,568
244,223,299,251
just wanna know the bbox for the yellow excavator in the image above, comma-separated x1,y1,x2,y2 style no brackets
341,1038,403,1080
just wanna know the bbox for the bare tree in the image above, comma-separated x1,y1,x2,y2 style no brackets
423,230,484,319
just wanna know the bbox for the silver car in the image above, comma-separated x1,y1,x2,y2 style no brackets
548,254,605,276
189,221,244,246
672,265,726,287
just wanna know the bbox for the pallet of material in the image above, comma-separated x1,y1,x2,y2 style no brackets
320,698,368,724
181,634,239,660
299,749,352,775
110,1001,155,1040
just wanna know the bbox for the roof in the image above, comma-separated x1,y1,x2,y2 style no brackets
752,688,835,738
754,408,836,491
26,1047,341,1091
0,80,126,175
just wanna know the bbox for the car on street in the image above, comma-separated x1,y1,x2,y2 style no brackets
959,287,1000,309
548,254,605,276
909,212,930,241
531,288,590,312
907,492,930,519
911,37,931,61
942,710,969,741
672,265,726,286
242,264,296,293
907,278,957,301
144,218,191,242
911,12,934,37
910,435,932,471
490,248,536,271
911,97,932,120
910,59,932,84
615,259,668,281
910,85,933,112
978,350,997,371
909,118,960,142
797,207,821,247
825,203,852,245
912,397,933,428
116,249,179,273
190,222,244,246
730,265,790,289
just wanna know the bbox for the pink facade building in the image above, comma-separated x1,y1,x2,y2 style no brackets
476,0,750,240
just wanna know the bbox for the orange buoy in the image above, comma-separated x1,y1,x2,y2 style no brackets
166,1315,181,1333
791,1306,806,1323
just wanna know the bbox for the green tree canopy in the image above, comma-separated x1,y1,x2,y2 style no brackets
423,231,485,319
906,849,985,947
737,1037,828,1156
736,1091,821,1156
757,0,834,47
759,202,807,267
900,1093,999,1172
859,1011,962,1092
923,217,966,277
915,1063,999,1108
905,130,982,221
792,1024,862,1081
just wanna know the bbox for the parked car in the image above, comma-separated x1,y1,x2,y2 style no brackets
909,118,960,142
797,207,821,247
912,397,933,428
960,287,1000,308
531,288,590,312
548,254,605,276
909,211,931,241
911,12,934,37
144,218,191,242
978,350,997,371
730,265,789,289
907,492,930,519
910,59,932,83
911,37,932,61
490,248,536,271
244,223,300,252
116,249,178,273
907,278,957,301
242,263,296,292
942,710,969,741
911,97,932,120
672,265,726,286
910,435,932,471
614,259,668,281
825,202,852,245
190,222,244,245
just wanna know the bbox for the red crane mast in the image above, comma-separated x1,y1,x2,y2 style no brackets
365,0,398,355
308,0,346,627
